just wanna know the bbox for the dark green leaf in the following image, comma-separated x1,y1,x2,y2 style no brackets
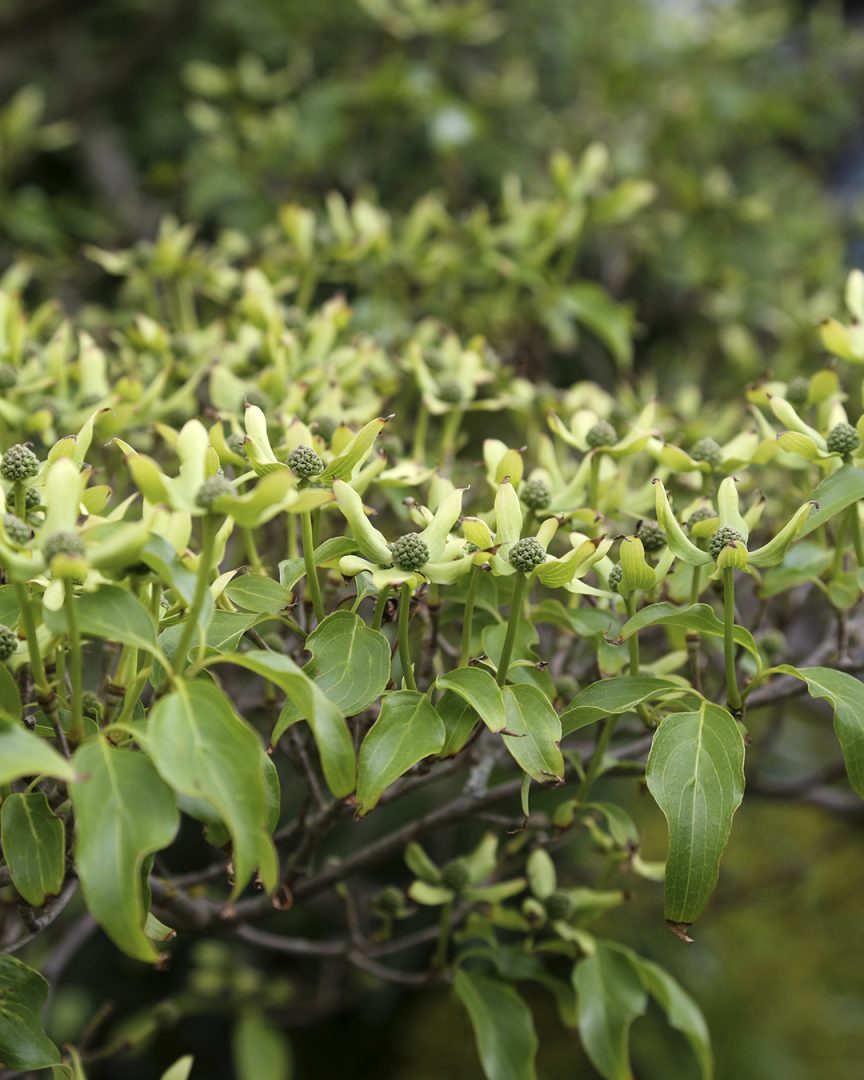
1,792,65,906
0,717,77,785
619,602,762,670
560,676,685,736
44,584,159,656
437,667,506,733
232,1010,293,1080
801,465,864,535
0,953,61,1070
453,968,538,1080
573,942,647,1080
501,684,564,783
225,574,292,614
630,955,713,1079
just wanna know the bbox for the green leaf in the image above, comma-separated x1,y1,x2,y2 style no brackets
44,584,159,657
211,650,354,798
70,738,179,962
800,465,864,536
630,956,713,1079
0,663,21,720
774,666,864,797
437,667,506,733
161,1056,195,1080
232,1011,293,1080
0,583,21,627
0,953,61,1070
453,968,538,1080
619,602,762,671
646,702,745,924
501,684,564,783
225,573,292,614
356,690,445,815
0,717,77,785
159,611,257,665
301,610,390,716
1,792,65,906
141,534,214,629
573,943,647,1080
560,676,686,736
436,690,479,757
148,681,277,896
320,416,390,481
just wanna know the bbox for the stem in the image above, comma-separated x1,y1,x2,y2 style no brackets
689,564,701,606
437,408,463,469
458,566,479,667
723,568,742,712
15,582,68,757
849,504,864,569
496,573,529,687
589,452,602,509
64,580,84,743
831,512,850,577
243,527,263,573
300,511,325,624
577,715,617,802
625,593,639,676
173,515,216,672
412,405,430,462
397,583,417,691
371,588,390,631
435,900,453,968
13,481,24,519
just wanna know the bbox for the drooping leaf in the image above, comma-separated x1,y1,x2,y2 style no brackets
573,942,647,1080
560,676,686,736
630,955,713,1079
800,465,864,536
436,690,480,757
225,573,293,614
0,717,77,785
774,665,864,797
148,681,277,896
70,738,179,963
646,702,745,924
453,968,538,1080
356,691,444,815
43,584,160,658
1,792,65,906
0,953,61,1071
210,650,354,798
437,667,506,733
501,684,564,783
0,663,21,720
619,602,762,671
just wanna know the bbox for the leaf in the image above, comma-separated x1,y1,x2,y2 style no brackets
70,738,179,962
436,690,479,757
161,1057,195,1080
232,1011,293,1080
774,666,864,797
560,677,685,736
801,465,864,536
646,702,745,924
453,969,538,1080
0,663,21,719
501,685,564,783
159,611,257,664
1,792,65,906
356,691,444,814
619,602,762,671
43,584,159,657
301,610,390,716
211,650,354,798
320,416,389,481
573,943,647,1080
630,956,713,1079
225,574,292,613
437,667,506,733
0,953,61,1070
148,681,277,896
0,718,77,785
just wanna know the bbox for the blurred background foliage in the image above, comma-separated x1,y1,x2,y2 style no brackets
3,0,864,1075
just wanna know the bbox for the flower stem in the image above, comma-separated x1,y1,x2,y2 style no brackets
64,579,84,743
434,899,454,968
496,572,529,687
722,568,742,713
589,452,602,509
173,515,216,671
577,714,617,802
625,593,640,676
371,587,390,630
849,504,864,568
300,510,325,624
397,582,417,690
14,582,68,756
459,566,479,667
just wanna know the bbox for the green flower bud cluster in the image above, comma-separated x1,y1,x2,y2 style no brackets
0,364,17,390
687,506,715,530
709,526,745,561
287,444,324,479
544,890,574,922
690,436,723,469
785,376,809,407
826,422,860,458
585,420,616,449
608,564,623,592
509,537,546,572
3,513,31,545
440,858,471,892
43,530,86,562
196,474,237,510
0,444,40,482
636,520,666,552
521,478,551,511
0,624,17,662
389,533,429,571
436,379,464,405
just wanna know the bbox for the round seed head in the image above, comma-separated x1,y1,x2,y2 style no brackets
0,444,40,482
826,422,860,457
585,420,616,449
286,444,324,479
509,537,546,573
3,513,30,545
709,526,745,561
690,436,723,469
544,890,574,922
43,530,86,562
0,364,17,391
24,487,41,513
440,859,471,893
521,478,551,512
373,886,405,916
608,564,623,592
196,474,237,511
636,520,666,552
785,376,809,408
389,533,429,572
436,379,464,405
0,624,17,662
687,506,715,530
